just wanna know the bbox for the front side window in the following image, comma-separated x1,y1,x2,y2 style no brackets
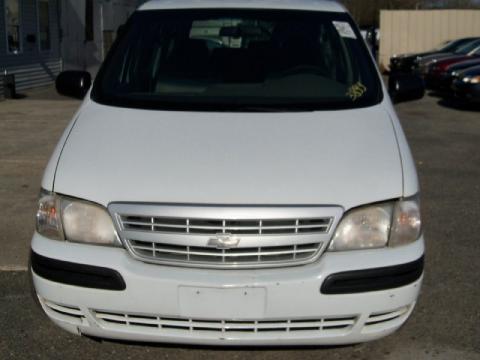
5,0,22,54
38,0,51,51
92,9,382,111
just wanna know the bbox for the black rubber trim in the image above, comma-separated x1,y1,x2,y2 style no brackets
321,256,424,295
30,251,126,291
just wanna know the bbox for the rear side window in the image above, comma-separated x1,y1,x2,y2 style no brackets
92,9,382,111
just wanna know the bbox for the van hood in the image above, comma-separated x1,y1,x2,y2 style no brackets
53,101,403,210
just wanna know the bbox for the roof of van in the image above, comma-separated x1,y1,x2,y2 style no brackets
138,0,346,13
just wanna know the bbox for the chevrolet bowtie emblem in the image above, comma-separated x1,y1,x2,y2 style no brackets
207,233,240,250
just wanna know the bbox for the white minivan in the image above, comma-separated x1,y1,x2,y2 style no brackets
31,0,426,346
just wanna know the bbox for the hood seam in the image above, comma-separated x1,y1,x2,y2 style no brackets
382,104,405,197
51,110,84,193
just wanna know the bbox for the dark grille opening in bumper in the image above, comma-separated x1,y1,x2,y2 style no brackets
30,251,126,291
320,256,424,295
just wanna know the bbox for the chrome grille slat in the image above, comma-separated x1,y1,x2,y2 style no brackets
109,204,342,269
120,216,333,236
131,244,319,257
128,240,321,265
122,222,330,232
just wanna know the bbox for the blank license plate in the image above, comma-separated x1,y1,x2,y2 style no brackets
178,286,266,319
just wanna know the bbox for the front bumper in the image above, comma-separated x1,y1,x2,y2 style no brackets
428,73,455,93
389,58,417,74
31,233,424,346
452,81,480,103
424,73,445,90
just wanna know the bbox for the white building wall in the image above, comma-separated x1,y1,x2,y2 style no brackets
60,0,139,75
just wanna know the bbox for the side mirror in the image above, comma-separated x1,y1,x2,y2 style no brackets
55,71,91,99
389,74,425,104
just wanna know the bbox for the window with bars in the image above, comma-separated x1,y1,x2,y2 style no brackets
38,0,51,51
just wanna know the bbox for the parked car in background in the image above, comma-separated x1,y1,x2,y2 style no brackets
390,37,480,74
425,45,480,89
418,39,480,75
31,0,426,347
452,65,480,103
429,58,480,93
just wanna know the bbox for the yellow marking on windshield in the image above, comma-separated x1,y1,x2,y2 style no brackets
347,82,367,101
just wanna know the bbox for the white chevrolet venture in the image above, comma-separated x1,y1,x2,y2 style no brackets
31,0,426,346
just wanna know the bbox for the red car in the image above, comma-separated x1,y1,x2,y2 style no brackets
425,46,480,89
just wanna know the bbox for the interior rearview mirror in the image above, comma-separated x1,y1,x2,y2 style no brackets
389,74,425,104
55,71,92,99
220,26,241,37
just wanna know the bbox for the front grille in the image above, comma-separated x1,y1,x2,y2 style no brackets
41,299,87,326
128,240,322,265
94,310,357,335
365,306,411,328
110,204,342,269
120,216,332,236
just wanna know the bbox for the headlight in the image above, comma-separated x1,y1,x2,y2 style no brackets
329,196,422,251
390,198,422,247
329,203,393,251
463,76,480,84
472,76,480,84
36,191,120,246
36,192,64,241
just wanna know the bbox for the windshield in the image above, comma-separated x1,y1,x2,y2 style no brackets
455,40,480,55
436,40,453,51
470,47,480,56
439,38,471,52
92,9,382,112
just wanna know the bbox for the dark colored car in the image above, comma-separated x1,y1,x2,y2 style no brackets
430,58,480,93
417,39,480,75
452,65,480,103
389,37,480,73
425,46,480,89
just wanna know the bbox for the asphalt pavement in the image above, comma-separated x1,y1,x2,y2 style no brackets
0,87,479,359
